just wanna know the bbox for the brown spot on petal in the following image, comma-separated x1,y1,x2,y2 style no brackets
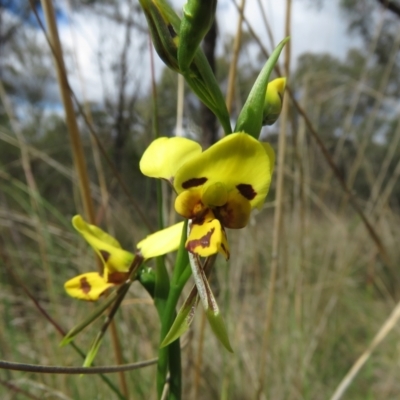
186,228,215,252
100,250,110,262
237,184,256,200
192,209,210,226
108,271,129,285
80,277,91,294
182,177,207,189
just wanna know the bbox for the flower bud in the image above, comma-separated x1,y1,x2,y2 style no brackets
139,0,180,71
262,77,286,126
178,0,217,72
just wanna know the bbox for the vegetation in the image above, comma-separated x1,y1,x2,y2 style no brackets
1,0,400,399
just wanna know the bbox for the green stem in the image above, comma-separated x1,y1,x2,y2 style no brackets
156,222,189,399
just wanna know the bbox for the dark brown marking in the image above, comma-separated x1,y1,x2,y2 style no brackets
182,177,207,189
186,228,215,252
221,243,230,260
237,184,256,200
108,271,129,285
192,207,211,225
80,277,91,294
100,250,110,262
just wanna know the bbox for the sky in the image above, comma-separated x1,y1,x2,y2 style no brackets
57,0,360,103
4,0,361,105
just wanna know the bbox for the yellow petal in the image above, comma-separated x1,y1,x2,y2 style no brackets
73,215,121,248
174,132,273,209
262,142,275,174
64,272,114,301
137,222,184,258
72,215,135,273
174,188,205,219
139,137,202,182
186,212,230,260
217,190,252,229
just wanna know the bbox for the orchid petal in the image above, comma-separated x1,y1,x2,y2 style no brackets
186,213,230,260
139,136,202,183
64,272,114,301
174,133,273,209
137,221,184,258
217,190,252,229
72,215,135,273
174,188,204,219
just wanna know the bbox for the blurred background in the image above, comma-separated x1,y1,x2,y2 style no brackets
1,0,400,399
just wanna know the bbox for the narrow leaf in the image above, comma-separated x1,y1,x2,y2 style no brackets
205,308,233,353
83,282,131,367
83,332,104,368
160,285,200,347
60,289,119,346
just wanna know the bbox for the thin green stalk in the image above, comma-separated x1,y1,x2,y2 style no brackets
156,222,189,400
148,32,183,398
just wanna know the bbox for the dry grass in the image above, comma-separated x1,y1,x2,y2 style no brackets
2,197,400,399
2,1,400,399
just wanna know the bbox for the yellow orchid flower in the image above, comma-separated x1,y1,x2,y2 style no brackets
140,132,274,351
65,215,184,301
140,132,275,260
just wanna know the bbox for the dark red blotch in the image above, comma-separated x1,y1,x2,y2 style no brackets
80,277,91,294
186,228,215,252
182,177,208,189
236,184,256,200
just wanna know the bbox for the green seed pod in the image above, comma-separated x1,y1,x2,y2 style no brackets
139,0,180,71
262,77,286,126
178,0,217,72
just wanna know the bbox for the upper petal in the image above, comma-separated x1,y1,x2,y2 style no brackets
137,222,184,258
72,215,135,273
139,137,202,182
174,132,274,208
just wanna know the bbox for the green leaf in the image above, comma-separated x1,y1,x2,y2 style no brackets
83,333,104,368
205,308,233,353
82,282,131,367
186,252,233,352
160,285,199,347
185,53,232,134
235,37,290,138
